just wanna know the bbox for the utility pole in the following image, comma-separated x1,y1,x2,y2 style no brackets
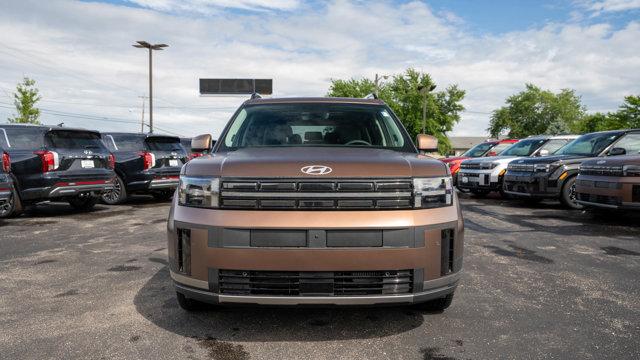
138,95,147,133
418,84,437,134
132,41,168,133
373,73,389,98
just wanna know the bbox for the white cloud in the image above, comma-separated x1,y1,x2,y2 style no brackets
0,0,638,138
577,0,640,14
125,0,301,13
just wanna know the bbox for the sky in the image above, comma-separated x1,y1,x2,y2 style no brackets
0,0,639,138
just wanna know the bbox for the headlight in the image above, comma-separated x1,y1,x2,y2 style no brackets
178,176,220,208
534,163,551,172
413,177,453,208
623,165,640,176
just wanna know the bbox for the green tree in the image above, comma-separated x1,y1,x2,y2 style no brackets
327,68,465,154
8,77,41,124
488,84,585,138
571,95,640,132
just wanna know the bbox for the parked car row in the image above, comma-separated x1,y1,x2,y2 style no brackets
455,129,640,210
0,124,214,218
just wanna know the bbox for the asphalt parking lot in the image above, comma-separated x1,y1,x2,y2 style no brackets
0,195,639,360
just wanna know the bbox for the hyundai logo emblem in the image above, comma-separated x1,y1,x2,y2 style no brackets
597,160,606,164
301,165,333,175
84,150,93,155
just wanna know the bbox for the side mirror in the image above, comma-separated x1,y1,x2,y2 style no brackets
538,149,550,157
608,147,626,156
191,134,213,153
416,134,438,152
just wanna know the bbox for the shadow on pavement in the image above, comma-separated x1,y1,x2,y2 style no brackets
134,267,426,342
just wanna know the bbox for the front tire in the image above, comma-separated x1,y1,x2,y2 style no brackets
68,196,98,211
413,293,454,312
560,176,583,210
101,175,127,205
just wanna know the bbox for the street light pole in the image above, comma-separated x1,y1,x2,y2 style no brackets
418,84,437,134
133,41,168,133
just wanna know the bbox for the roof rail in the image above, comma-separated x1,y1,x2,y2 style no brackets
251,93,262,99
364,93,378,99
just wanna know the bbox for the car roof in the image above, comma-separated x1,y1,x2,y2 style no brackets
243,97,386,106
103,132,179,140
524,134,580,140
0,124,98,134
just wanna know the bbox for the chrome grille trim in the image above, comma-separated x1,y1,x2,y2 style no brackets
219,178,414,210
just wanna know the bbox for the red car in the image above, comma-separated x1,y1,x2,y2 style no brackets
443,139,518,183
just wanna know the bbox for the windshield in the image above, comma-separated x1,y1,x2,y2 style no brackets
556,132,621,157
219,103,414,152
146,137,183,152
46,130,105,150
500,139,547,157
462,142,496,157
0,127,46,150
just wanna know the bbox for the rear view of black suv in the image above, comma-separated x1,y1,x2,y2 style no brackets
0,124,116,217
503,129,640,209
101,133,187,204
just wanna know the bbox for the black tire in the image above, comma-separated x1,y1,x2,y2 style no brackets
152,190,174,201
560,176,583,210
68,196,98,211
176,292,203,311
413,293,454,312
0,185,18,218
101,175,127,205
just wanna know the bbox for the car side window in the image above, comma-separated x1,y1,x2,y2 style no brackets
540,139,568,154
611,133,640,155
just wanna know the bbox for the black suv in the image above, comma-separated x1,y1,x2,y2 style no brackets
101,133,187,204
0,124,116,217
0,146,16,217
503,129,640,209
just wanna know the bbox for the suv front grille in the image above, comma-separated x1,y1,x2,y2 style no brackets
508,164,534,172
218,269,414,296
580,165,624,177
220,178,413,210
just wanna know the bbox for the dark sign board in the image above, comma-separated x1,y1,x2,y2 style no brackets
199,78,273,95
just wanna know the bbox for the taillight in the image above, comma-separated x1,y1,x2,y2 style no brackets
107,153,115,169
34,150,59,172
188,153,204,161
138,151,156,170
1,152,10,173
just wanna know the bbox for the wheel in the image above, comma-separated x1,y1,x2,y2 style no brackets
470,190,489,198
560,176,583,210
176,292,203,311
68,195,98,211
152,190,174,201
413,293,454,312
101,175,127,205
0,184,22,218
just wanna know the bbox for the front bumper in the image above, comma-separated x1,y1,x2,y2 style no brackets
503,172,560,198
173,270,459,306
167,193,464,306
456,169,502,191
575,174,640,210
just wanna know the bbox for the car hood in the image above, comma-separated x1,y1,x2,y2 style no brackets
510,154,588,166
183,147,448,178
581,155,640,167
462,155,516,164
